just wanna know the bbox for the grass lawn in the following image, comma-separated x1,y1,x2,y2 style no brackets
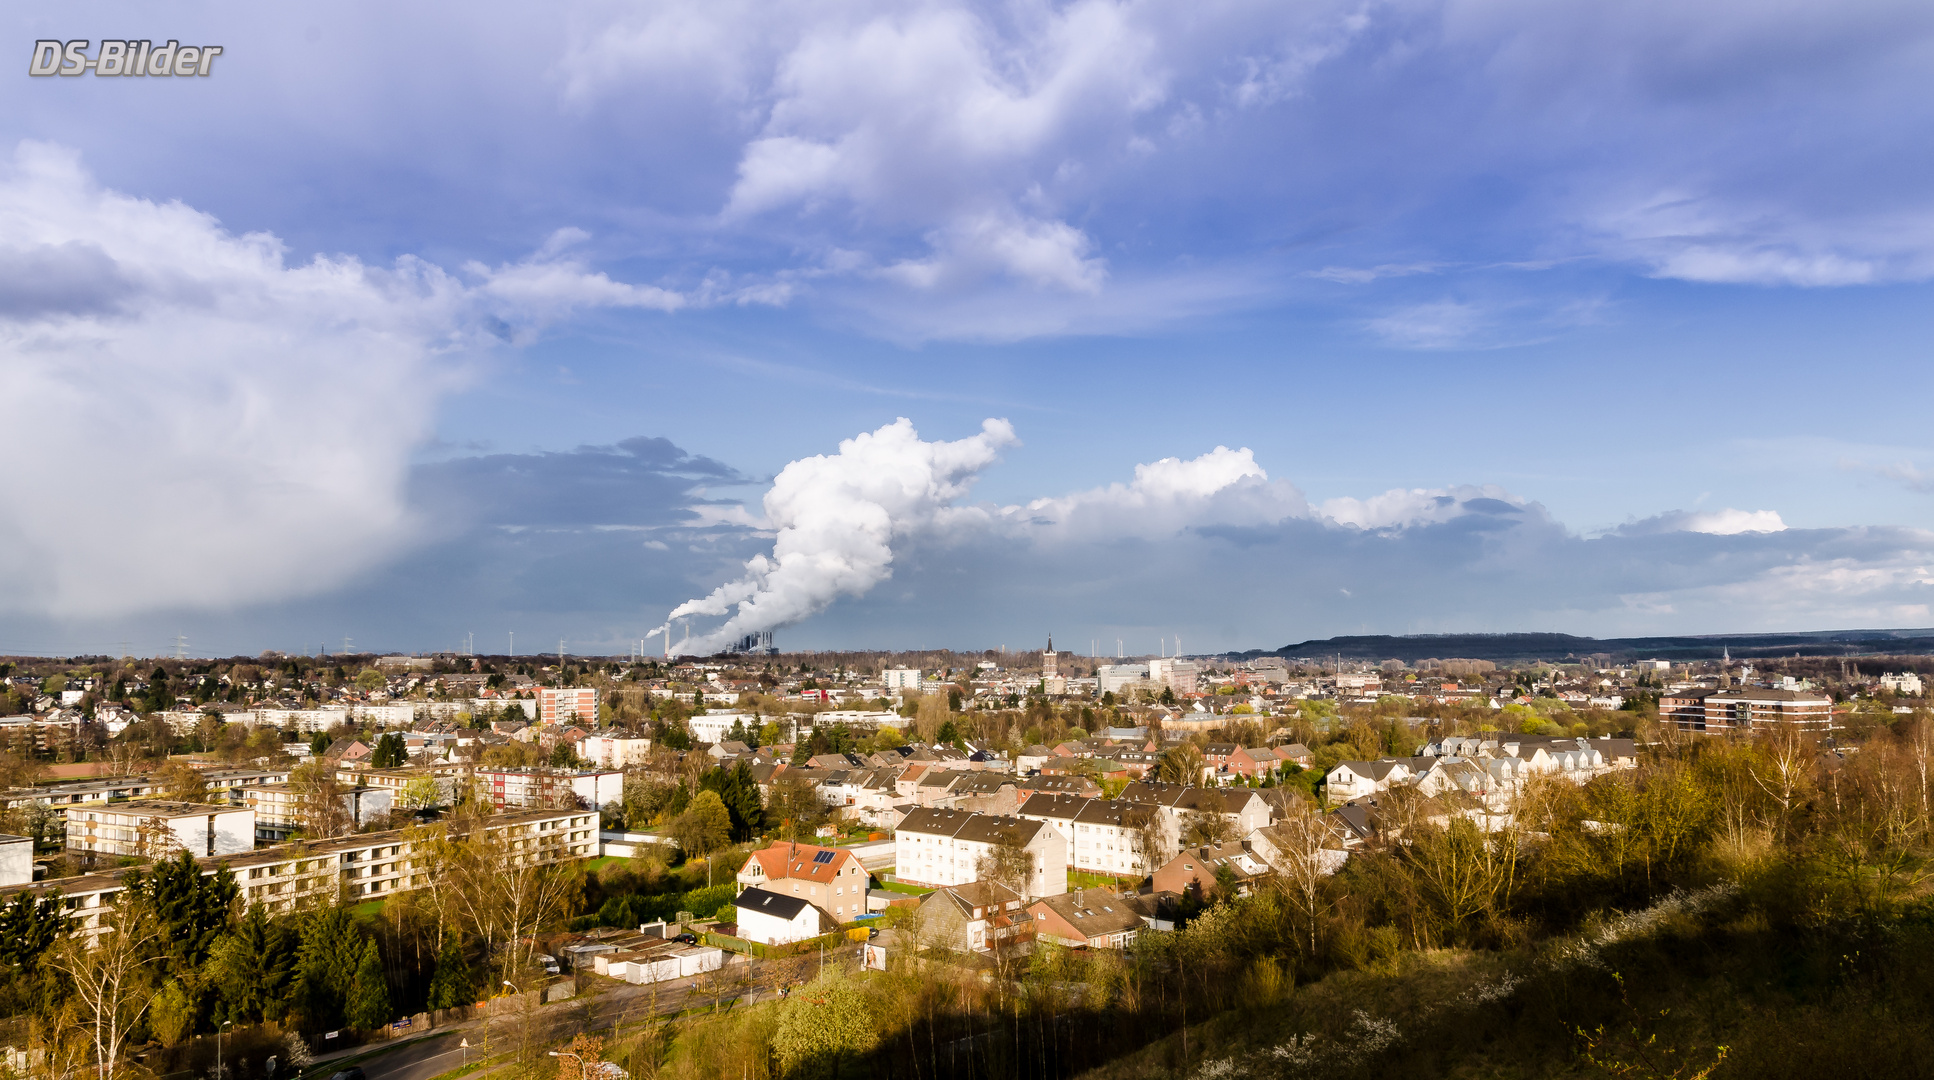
348,899,387,916
1068,870,1140,891
878,879,932,896
581,855,628,873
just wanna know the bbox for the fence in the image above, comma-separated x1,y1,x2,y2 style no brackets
705,929,864,959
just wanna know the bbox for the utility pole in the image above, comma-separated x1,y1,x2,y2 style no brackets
342,635,352,656
173,633,188,660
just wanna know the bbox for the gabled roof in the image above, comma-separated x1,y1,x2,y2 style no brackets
1029,890,1144,940
744,841,863,885
898,807,1046,846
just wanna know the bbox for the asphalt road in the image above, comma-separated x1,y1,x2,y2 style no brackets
341,950,867,1080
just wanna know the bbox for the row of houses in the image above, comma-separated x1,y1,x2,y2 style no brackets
1326,735,1638,803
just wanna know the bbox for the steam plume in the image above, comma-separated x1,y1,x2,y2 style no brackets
661,417,1016,655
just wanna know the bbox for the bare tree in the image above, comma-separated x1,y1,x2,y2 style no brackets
54,907,161,1080
1267,800,1335,956
1748,721,1816,842
973,831,1037,899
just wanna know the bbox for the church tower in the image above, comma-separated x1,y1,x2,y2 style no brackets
1042,636,1058,679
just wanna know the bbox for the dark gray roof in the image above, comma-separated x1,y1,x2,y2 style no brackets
735,886,814,921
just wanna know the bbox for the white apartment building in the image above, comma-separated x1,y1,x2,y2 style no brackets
1095,664,1150,694
1146,659,1201,695
32,807,596,940
1881,672,1924,696
579,732,655,767
687,712,760,744
882,669,924,693
242,784,394,841
1017,793,1168,878
894,807,1066,900
65,801,254,859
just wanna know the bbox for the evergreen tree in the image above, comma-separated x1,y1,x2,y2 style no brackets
213,904,298,1023
130,851,237,968
426,935,475,1010
0,891,66,972
345,938,391,1030
295,907,361,1030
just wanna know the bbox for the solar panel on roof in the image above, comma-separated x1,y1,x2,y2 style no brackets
813,850,835,864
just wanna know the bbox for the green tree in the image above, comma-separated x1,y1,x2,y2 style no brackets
0,890,67,971
129,850,237,969
355,668,386,693
770,969,881,1077
700,761,764,840
426,934,476,1010
295,906,362,1031
671,791,732,884
213,904,298,1024
371,732,408,768
345,938,391,1030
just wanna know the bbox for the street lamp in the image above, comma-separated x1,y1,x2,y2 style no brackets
218,1020,233,1080
503,980,518,995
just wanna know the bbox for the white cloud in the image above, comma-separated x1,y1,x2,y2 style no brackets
1319,486,1530,530
1619,508,1789,536
0,143,686,620
1015,445,1307,538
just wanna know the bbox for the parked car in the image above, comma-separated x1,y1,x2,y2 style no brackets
672,933,698,945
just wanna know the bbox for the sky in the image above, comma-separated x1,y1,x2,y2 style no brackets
5,0,1934,658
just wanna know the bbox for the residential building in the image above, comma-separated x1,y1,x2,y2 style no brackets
1152,840,1273,899
1095,664,1150,695
242,783,394,842
894,808,1067,899
1146,659,1200,695
472,767,624,809
687,712,759,744
735,841,872,924
914,880,1032,953
1665,688,1833,732
34,807,595,940
1881,672,1924,695
1016,793,1166,878
580,732,654,767
0,835,30,887
64,801,254,858
1325,759,1415,801
735,886,834,946
539,687,599,726
1026,888,1143,949
883,669,923,693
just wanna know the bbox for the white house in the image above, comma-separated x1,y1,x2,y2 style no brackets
735,886,833,945
894,807,1067,900
1325,760,1413,802
882,669,923,693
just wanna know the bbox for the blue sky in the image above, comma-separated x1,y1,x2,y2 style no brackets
5,0,1934,657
